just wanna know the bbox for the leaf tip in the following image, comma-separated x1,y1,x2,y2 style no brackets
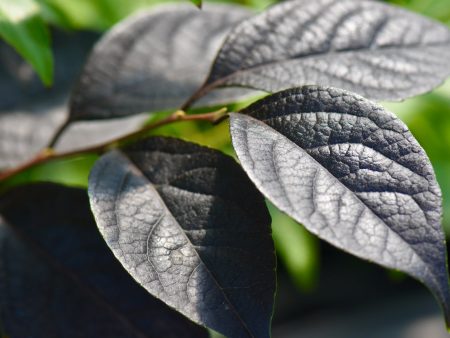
191,0,202,9
445,319,450,334
444,310,450,331
433,284,450,333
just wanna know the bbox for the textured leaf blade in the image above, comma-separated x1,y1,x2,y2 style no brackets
0,95,66,169
229,86,450,324
70,4,252,121
88,137,276,338
0,96,149,170
0,31,100,170
0,183,208,338
204,0,450,101
0,31,151,171
0,92,148,170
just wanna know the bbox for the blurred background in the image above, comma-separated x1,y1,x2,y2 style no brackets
1,0,450,337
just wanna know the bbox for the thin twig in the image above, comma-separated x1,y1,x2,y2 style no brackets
46,117,71,148
0,108,228,182
179,79,225,111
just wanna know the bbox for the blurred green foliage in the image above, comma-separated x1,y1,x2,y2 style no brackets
269,203,319,291
37,0,174,31
190,0,203,8
1,0,450,294
0,0,53,85
389,0,450,25
0,155,98,193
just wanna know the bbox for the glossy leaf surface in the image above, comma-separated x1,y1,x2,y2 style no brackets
230,86,450,324
70,4,252,121
0,183,208,338
205,0,450,101
88,137,276,338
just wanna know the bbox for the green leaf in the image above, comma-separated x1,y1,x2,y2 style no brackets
40,0,179,31
191,0,202,8
34,0,73,29
0,0,53,85
38,0,115,31
389,0,450,24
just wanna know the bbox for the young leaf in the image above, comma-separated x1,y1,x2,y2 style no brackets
0,0,53,85
88,137,276,338
200,0,450,102
229,86,450,325
0,183,207,338
70,4,252,121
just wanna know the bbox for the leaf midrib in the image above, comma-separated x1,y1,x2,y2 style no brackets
234,113,442,296
121,151,258,338
208,42,450,90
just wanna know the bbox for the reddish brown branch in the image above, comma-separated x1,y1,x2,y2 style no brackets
0,108,227,182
